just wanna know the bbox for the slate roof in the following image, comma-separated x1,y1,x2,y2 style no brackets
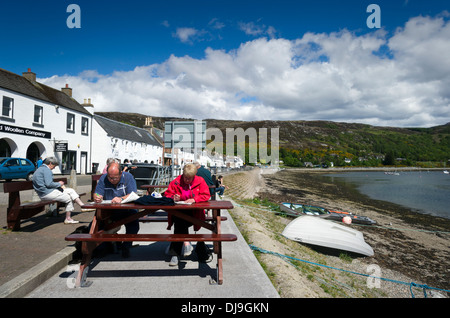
94,114,162,147
0,68,91,116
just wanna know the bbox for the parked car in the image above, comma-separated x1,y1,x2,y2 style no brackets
0,157,36,181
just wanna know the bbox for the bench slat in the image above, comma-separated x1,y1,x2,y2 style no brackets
3,178,68,193
66,233,237,242
19,200,58,209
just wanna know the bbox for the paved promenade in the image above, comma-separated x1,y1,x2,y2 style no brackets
0,175,279,298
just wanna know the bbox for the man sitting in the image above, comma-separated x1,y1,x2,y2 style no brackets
93,162,140,258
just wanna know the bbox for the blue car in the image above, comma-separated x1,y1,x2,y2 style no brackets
0,157,36,181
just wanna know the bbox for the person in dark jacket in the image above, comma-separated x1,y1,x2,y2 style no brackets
194,161,215,197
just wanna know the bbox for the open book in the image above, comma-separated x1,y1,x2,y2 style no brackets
100,191,140,204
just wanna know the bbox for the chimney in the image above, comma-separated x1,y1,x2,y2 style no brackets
144,116,154,134
144,117,153,128
61,84,72,97
81,98,94,114
22,68,36,82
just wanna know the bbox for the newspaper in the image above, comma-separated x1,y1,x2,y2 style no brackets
99,191,140,204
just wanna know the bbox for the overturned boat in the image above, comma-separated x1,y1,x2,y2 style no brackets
282,215,374,257
280,202,376,225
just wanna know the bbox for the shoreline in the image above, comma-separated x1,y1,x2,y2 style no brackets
254,168,449,295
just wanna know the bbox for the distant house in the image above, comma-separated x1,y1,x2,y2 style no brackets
90,114,163,172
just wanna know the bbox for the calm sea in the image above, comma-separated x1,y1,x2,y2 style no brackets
322,170,450,220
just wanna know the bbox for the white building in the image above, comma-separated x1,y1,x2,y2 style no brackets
0,68,93,174
90,114,163,172
225,155,244,168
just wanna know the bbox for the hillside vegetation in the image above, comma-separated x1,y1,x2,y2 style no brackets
96,112,450,168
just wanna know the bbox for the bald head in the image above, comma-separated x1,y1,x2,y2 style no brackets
106,162,122,184
107,162,121,174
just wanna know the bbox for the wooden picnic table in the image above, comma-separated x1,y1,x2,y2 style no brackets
65,200,236,287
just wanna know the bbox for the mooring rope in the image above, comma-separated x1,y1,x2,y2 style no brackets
249,244,450,298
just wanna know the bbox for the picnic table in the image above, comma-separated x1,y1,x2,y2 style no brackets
65,200,237,287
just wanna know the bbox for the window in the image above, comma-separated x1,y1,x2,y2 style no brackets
2,96,14,118
66,113,75,132
20,159,32,166
33,105,43,125
81,117,89,135
6,159,19,166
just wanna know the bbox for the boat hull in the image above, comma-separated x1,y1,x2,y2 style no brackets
282,215,374,257
280,202,376,225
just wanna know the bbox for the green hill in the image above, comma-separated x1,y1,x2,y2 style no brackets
96,112,450,168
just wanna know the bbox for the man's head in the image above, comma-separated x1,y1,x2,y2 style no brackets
107,162,123,185
44,157,59,170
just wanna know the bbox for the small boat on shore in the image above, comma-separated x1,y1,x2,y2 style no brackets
385,171,400,175
282,215,374,257
280,202,377,225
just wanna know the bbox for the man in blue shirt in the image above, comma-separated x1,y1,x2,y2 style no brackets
94,162,139,258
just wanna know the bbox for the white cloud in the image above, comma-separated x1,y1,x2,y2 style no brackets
173,27,198,43
238,21,277,38
40,14,450,127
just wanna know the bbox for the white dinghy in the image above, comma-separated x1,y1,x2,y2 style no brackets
282,215,374,257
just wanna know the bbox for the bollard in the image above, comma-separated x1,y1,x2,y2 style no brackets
69,169,77,189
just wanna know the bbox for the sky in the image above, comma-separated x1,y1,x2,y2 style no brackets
1,0,449,128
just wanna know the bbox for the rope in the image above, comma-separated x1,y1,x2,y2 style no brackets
249,244,450,298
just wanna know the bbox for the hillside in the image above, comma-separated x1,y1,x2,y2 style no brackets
96,112,450,167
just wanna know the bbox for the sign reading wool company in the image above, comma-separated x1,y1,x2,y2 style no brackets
0,123,51,139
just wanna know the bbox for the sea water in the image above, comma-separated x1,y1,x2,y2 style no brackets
323,170,450,220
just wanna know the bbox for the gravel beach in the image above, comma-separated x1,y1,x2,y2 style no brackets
224,168,450,298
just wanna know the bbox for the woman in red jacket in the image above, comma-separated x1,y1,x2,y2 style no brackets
164,163,211,266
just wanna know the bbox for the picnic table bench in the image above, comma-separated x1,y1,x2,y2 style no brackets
4,178,86,231
65,200,236,287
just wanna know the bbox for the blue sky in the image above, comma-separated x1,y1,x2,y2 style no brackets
1,0,449,127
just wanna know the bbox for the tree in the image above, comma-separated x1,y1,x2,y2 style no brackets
383,152,395,165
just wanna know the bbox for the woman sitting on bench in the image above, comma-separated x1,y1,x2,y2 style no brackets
164,163,211,266
32,156,92,224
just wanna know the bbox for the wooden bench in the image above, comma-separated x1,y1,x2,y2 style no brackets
4,178,69,231
65,231,237,287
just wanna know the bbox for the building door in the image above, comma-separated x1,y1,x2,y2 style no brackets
80,152,87,174
0,139,11,157
26,143,40,166
62,151,76,174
